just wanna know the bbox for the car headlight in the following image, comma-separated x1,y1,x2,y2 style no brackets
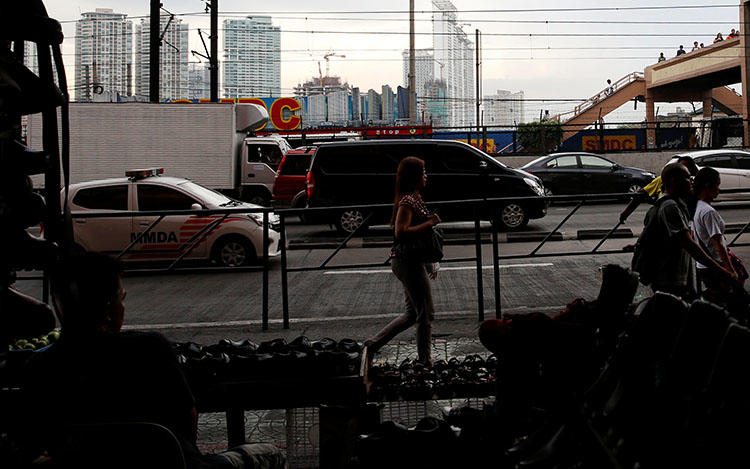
247,213,263,226
524,177,545,196
246,212,281,230
641,171,655,178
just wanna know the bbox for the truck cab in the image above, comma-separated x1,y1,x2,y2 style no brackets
239,135,292,206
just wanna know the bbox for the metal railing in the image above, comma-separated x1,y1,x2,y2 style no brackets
276,191,750,326
19,205,278,329
558,71,645,121
16,193,750,331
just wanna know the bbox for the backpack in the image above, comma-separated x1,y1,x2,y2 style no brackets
631,196,674,285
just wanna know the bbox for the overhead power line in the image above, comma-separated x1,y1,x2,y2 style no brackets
60,28,747,40
54,4,738,23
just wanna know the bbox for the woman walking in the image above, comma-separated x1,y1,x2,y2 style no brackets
365,157,441,366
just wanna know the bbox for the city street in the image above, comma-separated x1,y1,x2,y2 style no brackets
15,201,750,346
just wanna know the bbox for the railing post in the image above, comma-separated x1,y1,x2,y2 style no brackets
262,210,269,331
491,211,501,319
474,207,484,322
280,214,290,329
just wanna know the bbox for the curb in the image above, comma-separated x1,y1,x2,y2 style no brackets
576,228,634,240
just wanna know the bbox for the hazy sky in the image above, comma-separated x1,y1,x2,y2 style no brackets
42,1,742,121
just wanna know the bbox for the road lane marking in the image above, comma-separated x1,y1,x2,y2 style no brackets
322,263,554,275
122,305,564,331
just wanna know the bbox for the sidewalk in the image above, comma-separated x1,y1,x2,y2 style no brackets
196,337,494,467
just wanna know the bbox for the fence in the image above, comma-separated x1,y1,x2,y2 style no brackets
276,191,750,327
16,192,750,331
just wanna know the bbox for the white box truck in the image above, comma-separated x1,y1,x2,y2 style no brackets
26,102,291,205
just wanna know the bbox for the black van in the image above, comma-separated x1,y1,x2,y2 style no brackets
305,140,547,232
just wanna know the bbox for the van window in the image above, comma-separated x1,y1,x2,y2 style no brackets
435,145,484,172
72,185,128,210
317,146,399,174
279,154,312,176
137,185,199,211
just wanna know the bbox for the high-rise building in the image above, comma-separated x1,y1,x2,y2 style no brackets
367,89,382,122
432,0,474,128
23,41,38,75
306,94,327,126
135,14,189,100
402,48,434,120
75,8,133,102
425,79,449,127
327,90,349,124
188,63,211,100
381,85,395,122
351,87,362,123
483,90,525,128
222,16,280,98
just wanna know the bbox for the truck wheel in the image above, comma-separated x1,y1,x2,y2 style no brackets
213,235,255,267
336,209,367,234
498,203,529,231
247,194,269,206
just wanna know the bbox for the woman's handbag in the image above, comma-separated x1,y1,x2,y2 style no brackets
394,226,444,263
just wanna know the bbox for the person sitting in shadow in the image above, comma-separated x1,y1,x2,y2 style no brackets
20,253,286,469
478,264,639,437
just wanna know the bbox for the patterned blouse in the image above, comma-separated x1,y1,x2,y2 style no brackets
398,192,430,226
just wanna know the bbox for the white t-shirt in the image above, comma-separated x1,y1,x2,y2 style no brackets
693,200,726,269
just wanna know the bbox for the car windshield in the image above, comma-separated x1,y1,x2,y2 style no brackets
178,181,234,206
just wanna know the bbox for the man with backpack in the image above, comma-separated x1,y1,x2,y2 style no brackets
632,163,736,300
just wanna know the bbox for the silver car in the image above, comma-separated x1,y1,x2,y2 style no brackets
670,150,750,199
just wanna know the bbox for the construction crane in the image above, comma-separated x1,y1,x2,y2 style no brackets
323,52,345,77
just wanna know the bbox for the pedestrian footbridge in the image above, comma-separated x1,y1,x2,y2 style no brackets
558,37,745,146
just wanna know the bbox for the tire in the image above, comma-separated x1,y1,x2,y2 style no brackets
213,236,255,267
335,209,367,234
247,194,269,206
242,188,271,207
498,203,529,231
291,191,308,223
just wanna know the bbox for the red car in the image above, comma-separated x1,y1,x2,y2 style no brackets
272,146,316,210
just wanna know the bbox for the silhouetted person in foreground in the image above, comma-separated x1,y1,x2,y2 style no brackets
22,253,286,469
640,163,735,300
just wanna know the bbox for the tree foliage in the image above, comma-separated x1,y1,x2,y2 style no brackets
517,121,564,153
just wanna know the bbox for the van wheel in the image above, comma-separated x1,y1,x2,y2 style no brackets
499,203,529,231
213,235,255,267
336,210,367,234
